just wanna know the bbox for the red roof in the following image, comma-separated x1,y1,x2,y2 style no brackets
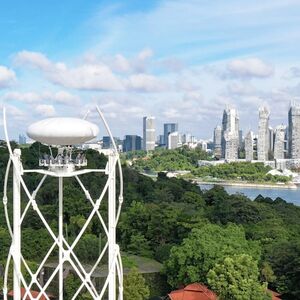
8,288,54,300
169,283,217,300
268,289,282,300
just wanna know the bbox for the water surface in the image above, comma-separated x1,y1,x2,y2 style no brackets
199,184,300,206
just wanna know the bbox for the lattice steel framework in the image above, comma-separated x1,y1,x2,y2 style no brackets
2,106,123,300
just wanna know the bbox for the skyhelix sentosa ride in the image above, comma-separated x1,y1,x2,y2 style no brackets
2,106,123,300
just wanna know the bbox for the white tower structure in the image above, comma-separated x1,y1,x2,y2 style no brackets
2,107,123,300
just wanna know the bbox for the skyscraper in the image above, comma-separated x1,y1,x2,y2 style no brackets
257,106,270,161
164,123,178,147
268,127,274,154
288,103,300,159
123,135,142,152
274,125,287,160
18,134,26,145
221,108,239,160
143,116,156,151
213,125,222,159
168,131,180,149
245,131,254,161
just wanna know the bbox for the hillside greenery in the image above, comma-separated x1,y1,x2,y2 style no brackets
0,142,299,299
130,147,291,184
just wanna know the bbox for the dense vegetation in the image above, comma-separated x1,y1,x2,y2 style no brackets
131,147,291,184
0,142,300,299
193,161,291,183
131,146,211,172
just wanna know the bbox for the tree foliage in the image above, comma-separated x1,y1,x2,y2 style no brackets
207,254,271,300
123,267,150,300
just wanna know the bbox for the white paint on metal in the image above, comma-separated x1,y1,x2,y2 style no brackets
2,107,123,300
27,117,99,145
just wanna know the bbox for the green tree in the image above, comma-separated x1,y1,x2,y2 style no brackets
164,223,261,288
123,267,150,300
207,254,271,300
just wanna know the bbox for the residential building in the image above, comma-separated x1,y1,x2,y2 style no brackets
102,136,121,150
164,123,178,147
257,106,270,161
122,135,142,152
157,135,164,146
182,133,192,144
221,108,239,160
274,125,287,160
143,116,156,151
269,127,274,154
245,131,254,161
19,134,26,145
213,125,222,158
288,102,300,159
168,131,180,149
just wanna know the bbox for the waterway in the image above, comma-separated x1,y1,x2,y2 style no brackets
199,184,300,206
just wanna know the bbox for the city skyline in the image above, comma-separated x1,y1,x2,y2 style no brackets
0,1,300,140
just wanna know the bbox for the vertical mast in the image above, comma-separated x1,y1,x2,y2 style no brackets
108,151,116,299
13,149,22,300
58,177,64,300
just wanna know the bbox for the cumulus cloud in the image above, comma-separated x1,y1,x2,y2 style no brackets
226,82,257,96
288,67,300,78
127,73,167,92
14,51,124,91
35,104,56,117
2,91,41,103
225,58,274,79
2,90,80,105
14,50,51,70
0,66,16,88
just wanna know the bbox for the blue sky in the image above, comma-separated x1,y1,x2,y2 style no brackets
1,0,300,140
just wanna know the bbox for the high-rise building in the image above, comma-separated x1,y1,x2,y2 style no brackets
213,125,222,159
257,107,270,161
168,131,180,149
239,130,243,149
268,127,274,154
164,123,178,147
123,135,142,152
221,108,239,160
182,133,192,144
245,131,254,161
18,134,26,145
274,125,287,160
143,116,156,151
102,136,121,149
288,103,300,159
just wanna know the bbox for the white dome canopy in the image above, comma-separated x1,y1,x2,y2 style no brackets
27,117,99,145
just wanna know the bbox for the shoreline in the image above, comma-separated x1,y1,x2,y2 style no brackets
194,180,298,190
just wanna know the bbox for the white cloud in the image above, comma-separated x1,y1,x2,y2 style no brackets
225,58,274,79
14,50,51,70
14,51,124,91
35,104,56,117
2,91,41,103
288,67,300,78
226,82,257,96
0,66,16,88
2,90,80,106
127,73,167,92
45,91,80,105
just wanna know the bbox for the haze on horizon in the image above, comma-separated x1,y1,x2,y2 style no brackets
0,0,300,140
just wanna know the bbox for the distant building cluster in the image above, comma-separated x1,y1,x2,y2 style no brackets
213,102,300,168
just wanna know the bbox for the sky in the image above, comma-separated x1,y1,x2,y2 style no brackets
0,0,300,140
